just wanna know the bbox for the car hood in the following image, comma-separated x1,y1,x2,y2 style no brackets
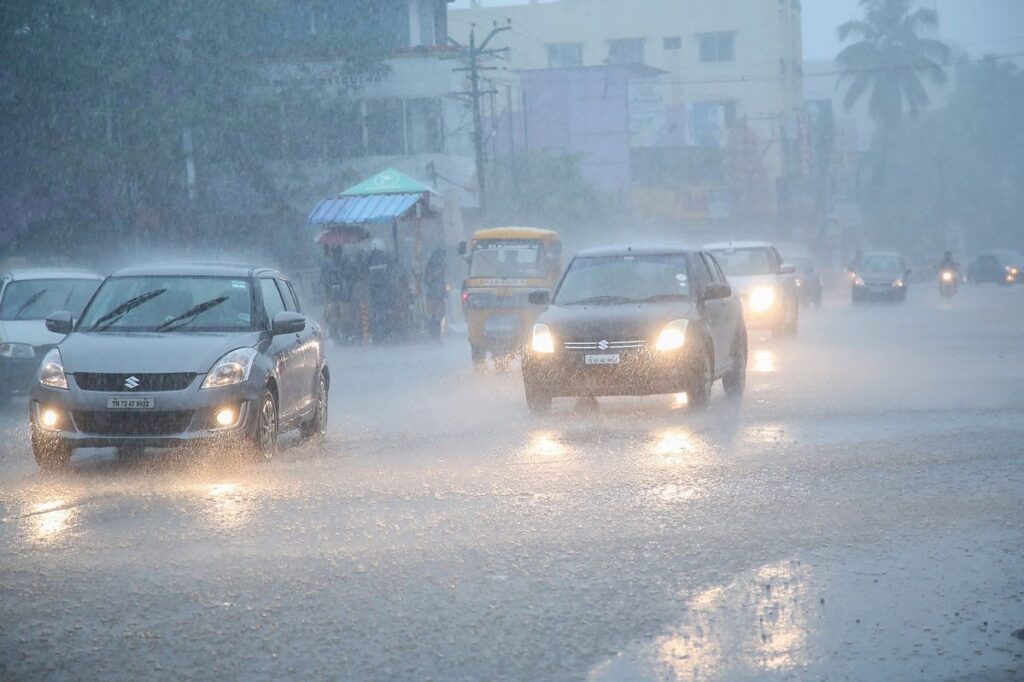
724,274,778,296
0,319,66,348
57,331,264,374
538,301,693,342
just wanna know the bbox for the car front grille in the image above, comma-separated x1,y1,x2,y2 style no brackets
563,340,647,350
72,410,194,436
73,373,197,392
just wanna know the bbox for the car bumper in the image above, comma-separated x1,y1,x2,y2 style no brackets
29,380,262,449
853,284,905,299
523,346,698,398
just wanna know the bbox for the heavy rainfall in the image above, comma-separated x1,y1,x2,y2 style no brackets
1,0,1022,680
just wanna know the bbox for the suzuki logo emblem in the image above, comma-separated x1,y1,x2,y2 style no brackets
597,340,610,350
124,376,140,390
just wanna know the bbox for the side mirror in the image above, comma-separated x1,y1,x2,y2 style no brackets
779,263,797,275
457,241,467,256
703,283,731,300
272,311,305,336
528,290,550,306
45,311,73,335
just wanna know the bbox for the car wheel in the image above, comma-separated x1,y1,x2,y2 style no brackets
32,429,72,472
300,372,329,439
524,381,552,414
248,388,279,462
786,299,799,335
722,330,747,400
687,347,713,411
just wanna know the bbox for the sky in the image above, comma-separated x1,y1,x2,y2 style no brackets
448,0,1024,61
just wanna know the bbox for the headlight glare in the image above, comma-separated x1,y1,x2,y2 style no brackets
893,279,904,287
531,323,555,354
655,319,688,352
853,275,865,287
748,286,776,313
201,348,258,389
38,348,68,390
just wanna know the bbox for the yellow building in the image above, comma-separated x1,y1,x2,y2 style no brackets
449,0,804,220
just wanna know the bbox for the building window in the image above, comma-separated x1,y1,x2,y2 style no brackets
663,36,681,50
547,42,583,68
608,38,645,65
406,98,444,154
698,32,735,63
365,99,406,156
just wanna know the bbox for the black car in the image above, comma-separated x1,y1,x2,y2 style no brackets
850,252,910,303
967,251,1022,285
522,245,747,413
29,263,329,469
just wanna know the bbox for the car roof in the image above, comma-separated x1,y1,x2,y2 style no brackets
703,241,774,250
108,262,282,278
472,227,559,241
1,268,103,281
574,243,695,258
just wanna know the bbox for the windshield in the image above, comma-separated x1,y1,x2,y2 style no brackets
0,278,99,321
469,239,544,278
708,248,773,276
861,256,903,273
554,255,690,305
77,276,254,333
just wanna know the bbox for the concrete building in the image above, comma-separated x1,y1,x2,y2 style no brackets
450,0,804,226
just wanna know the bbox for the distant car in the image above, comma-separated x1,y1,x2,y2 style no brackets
967,251,1022,285
521,245,747,413
704,241,799,337
0,269,102,405
850,252,909,303
28,263,329,470
790,256,823,307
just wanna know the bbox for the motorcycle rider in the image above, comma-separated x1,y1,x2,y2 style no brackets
938,250,960,294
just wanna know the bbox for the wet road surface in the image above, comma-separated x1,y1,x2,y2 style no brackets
1,284,1023,680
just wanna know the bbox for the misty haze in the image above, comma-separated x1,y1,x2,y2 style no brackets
1,1,1022,680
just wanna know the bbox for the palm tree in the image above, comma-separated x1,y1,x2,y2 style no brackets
836,0,950,240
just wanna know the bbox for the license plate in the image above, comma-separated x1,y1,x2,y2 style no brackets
585,354,620,365
107,397,154,409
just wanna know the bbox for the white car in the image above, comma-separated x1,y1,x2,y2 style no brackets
704,241,799,337
0,269,102,405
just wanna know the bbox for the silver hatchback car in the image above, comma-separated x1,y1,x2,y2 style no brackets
29,263,329,469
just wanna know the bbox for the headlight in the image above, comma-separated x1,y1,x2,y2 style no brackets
38,348,68,390
530,323,555,354
655,319,688,352
748,287,776,313
893,279,905,287
201,348,258,389
853,275,865,287
0,342,35,359
940,271,953,282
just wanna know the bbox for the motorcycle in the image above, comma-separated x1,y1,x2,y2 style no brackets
938,268,958,298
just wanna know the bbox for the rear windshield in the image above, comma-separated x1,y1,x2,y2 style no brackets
77,276,254,333
554,255,690,305
469,239,544,278
0,278,99,320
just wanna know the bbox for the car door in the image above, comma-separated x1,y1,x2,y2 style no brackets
276,277,319,414
259,277,301,418
694,253,728,375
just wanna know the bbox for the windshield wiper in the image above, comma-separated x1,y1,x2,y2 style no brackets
155,296,228,332
89,289,166,331
13,288,48,319
560,295,639,306
640,293,688,303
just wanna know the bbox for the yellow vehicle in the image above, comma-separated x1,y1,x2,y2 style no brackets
458,227,562,365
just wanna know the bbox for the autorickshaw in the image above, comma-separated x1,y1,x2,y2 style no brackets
458,227,562,366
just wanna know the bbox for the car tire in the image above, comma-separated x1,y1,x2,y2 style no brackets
524,381,552,414
248,388,279,462
32,429,72,472
787,299,799,335
471,343,486,368
722,330,747,400
687,347,713,411
300,372,329,440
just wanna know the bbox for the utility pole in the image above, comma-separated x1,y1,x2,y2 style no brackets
450,22,509,216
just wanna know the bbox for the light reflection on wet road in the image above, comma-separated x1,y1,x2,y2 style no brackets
1,285,1023,680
